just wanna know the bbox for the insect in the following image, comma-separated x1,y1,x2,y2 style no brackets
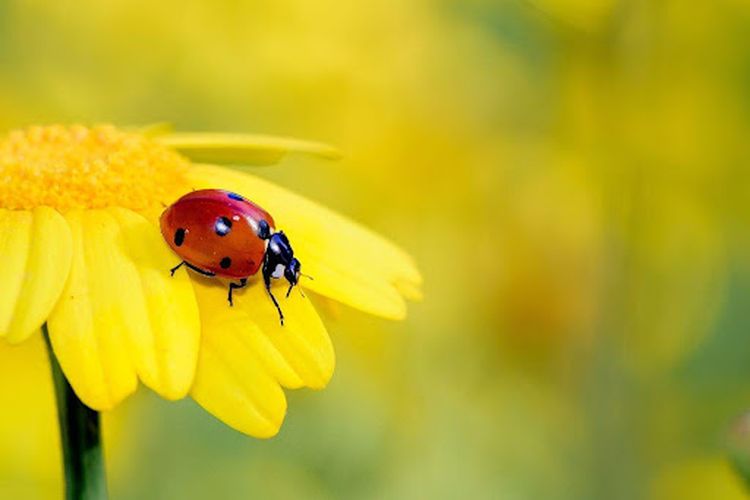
160,189,304,325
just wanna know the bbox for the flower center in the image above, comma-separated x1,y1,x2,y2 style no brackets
0,125,189,211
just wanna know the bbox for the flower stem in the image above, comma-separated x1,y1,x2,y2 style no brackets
43,324,108,500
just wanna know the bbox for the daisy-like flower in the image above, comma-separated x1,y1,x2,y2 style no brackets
0,124,421,440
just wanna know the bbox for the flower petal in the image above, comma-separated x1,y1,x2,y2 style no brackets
47,210,136,409
157,133,342,166
0,211,33,336
47,209,200,410
107,208,201,400
136,122,174,137
234,280,335,390
186,164,422,319
190,279,287,438
191,334,287,438
190,274,334,437
0,207,72,343
191,278,302,390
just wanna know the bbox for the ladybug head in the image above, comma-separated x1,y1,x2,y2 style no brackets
267,232,294,264
284,258,302,297
285,258,301,286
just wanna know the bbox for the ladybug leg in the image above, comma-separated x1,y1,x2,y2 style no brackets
170,261,215,278
227,278,248,307
265,277,285,327
263,257,285,326
169,261,185,276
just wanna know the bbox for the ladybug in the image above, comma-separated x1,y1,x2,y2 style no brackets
160,189,303,325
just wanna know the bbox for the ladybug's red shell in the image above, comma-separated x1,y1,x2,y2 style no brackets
160,189,275,279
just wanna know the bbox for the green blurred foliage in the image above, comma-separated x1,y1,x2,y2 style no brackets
1,0,750,498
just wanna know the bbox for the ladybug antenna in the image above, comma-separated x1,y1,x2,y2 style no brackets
285,282,307,299
300,272,314,281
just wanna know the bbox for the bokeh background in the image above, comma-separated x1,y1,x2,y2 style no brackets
1,0,750,498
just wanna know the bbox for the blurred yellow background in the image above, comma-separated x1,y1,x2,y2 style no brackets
1,0,750,498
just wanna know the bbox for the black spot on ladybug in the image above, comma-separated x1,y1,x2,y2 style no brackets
174,228,186,247
227,192,244,201
214,216,232,236
220,257,232,269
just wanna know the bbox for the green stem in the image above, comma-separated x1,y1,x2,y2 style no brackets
43,324,108,500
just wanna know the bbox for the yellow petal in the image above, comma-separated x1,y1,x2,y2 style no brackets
135,122,174,137
0,332,62,493
157,133,342,166
186,164,422,319
0,207,72,343
47,210,136,409
234,279,335,390
107,208,201,400
394,278,424,302
0,211,33,335
190,279,287,438
191,335,286,438
191,278,302,389
190,274,334,437
47,209,200,410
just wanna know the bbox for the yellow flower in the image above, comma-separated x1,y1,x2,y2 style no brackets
0,124,421,437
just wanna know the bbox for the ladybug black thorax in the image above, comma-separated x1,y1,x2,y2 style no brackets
268,232,294,262
262,231,301,288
